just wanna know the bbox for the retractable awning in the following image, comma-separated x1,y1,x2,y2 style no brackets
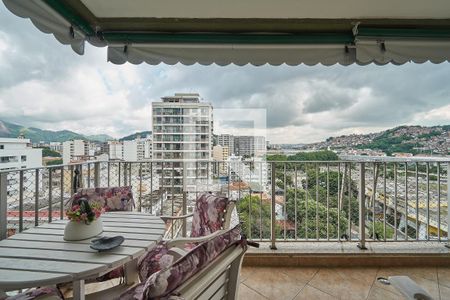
3,0,450,66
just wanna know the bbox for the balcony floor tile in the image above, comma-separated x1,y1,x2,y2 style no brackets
240,266,450,300
308,268,373,300
293,285,336,300
241,267,306,300
438,267,450,288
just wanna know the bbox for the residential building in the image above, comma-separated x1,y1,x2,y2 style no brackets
48,142,63,153
108,141,123,160
234,135,266,157
0,138,42,171
152,93,213,194
0,138,43,203
213,145,229,161
62,140,88,164
213,145,229,175
108,135,152,161
227,155,268,192
217,134,235,155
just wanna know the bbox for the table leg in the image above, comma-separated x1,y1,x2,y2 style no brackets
73,279,85,300
124,258,138,285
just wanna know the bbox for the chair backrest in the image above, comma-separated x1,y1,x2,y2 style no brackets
190,193,235,238
67,186,135,212
120,226,246,300
174,243,246,300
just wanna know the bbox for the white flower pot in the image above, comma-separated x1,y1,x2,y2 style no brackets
64,217,104,241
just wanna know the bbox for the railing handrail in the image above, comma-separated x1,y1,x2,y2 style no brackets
1,159,448,248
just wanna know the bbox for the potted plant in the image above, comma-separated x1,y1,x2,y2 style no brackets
64,199,104,241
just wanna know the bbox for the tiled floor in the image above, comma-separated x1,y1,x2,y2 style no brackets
239,266,450,300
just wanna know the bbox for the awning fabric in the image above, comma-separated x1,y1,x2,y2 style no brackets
3,0,92,54
107,44,356,66
356,39,450,65
3,0,450,66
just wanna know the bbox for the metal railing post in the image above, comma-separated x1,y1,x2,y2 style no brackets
270,162,277,250
0,173,7,240
35,169,39,226
446,163,450,248
123,163,128,186
358,162,367,250
19,171,23,232
94,162,100,188
49,169,53,223
182,191,187,237
138,163,143,212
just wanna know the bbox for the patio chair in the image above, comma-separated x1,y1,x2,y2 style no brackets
119,225,248,300
3,287,64,300
66,186,135,212
161,192,237,240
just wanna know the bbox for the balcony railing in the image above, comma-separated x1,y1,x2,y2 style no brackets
0,159,448,249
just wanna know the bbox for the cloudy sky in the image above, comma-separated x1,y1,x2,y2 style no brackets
0,5,449,144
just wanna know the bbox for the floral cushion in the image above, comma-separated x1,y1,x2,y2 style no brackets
95,265,124,282
67,187,134,212
137,241,175,282
5,287,64,300
190,193,229,238
120,226,242,300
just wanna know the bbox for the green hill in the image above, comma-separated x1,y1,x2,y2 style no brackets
0,120,113,143
86,134,114,142
120,131,152,141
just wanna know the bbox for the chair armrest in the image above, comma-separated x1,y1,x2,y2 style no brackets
160,213,194,222
166,230,225,248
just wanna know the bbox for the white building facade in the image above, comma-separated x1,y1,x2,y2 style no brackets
62,140,88,165
108,135,152,161
152,93,213,194
0,138,42,171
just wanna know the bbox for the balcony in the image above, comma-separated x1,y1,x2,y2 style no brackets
0,158,449,299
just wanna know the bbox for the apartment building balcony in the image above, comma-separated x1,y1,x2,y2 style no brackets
0,158,449,298
1,158,449,299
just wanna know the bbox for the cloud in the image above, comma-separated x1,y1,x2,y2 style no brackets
0,5,449,143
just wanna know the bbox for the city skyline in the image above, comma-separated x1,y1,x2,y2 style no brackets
0,6,449,144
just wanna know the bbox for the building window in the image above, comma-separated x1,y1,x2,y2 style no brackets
21,155,27,162
0,145,4,149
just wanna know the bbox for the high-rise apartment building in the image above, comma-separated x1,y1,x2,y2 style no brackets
234,135,266,157
62,140,89,164
152,93,213,194
217,134,235,155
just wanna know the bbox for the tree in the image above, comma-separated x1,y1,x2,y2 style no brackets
237,195,273,239
368,221,394,240
41,147,61,157
285,189,349,239
294,167,362,237
46,159,63,166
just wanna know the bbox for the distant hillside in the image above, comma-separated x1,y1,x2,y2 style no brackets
120,131,152,141
0,120,112,143
86,134,114,142
0,120,85,143
305,125,449,156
